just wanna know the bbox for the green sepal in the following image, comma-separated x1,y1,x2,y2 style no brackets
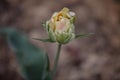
70,16,75,23
42,22,46,28
33,38,56,43
75,33,94,39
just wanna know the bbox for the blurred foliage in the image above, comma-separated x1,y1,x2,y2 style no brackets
0,28,52,80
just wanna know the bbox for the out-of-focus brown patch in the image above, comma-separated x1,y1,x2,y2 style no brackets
0,36,23,80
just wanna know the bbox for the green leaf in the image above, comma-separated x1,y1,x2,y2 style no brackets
33,38,56,43
0,28,52,80
44,72,52,80
75,33,94,39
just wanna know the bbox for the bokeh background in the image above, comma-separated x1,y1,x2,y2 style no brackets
0,0,120,80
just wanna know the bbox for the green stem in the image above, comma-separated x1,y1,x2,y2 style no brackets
52,43,62,78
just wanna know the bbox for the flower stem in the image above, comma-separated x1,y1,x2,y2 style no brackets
52,43,62,78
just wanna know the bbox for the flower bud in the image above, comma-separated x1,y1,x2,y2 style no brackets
45,7,75,44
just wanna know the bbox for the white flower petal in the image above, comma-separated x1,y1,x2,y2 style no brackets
69,12,75,16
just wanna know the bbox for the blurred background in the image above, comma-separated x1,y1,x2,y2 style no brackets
0,0,120,80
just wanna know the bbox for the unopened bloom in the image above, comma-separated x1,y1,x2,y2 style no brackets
45,7,75,44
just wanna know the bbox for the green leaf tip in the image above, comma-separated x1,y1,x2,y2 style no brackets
33,38,56,43
41,22,46,27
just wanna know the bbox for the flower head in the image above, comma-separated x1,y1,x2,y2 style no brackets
45,7,75,44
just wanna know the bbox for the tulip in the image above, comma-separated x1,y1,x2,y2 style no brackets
45,7,75,44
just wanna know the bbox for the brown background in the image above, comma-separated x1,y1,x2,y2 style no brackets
0,0,120,80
